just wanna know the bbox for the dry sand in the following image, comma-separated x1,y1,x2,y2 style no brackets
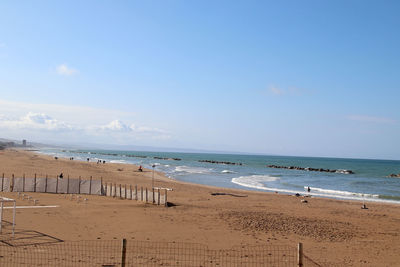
0,149,399,266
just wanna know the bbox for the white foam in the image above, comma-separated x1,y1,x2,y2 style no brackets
304,186,379,198
175,166,211,174
232,175,280,190
109,160,128,164
232,175,393,203
221,170,237,174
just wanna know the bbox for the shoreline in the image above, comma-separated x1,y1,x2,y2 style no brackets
1,149,400,265
35,148,400,205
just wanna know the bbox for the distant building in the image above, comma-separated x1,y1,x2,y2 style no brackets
22,140,27,146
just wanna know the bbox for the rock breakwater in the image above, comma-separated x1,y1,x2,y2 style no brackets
267,164,354,174
199,160,242,165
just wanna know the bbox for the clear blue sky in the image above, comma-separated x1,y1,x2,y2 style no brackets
0,1,399,159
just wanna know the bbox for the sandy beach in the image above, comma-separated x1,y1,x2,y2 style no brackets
0,149,399,266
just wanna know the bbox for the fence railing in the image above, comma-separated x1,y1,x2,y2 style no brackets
0,239,321,266
0,174,167,206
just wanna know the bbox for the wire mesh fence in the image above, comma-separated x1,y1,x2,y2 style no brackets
0,239,319,266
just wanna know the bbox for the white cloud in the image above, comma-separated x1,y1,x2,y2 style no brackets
269,86,284,95
347,115,397,124
0,99,171,145
100,120,131,132
56,64,78,76
95,120,169,135
0,112,73,131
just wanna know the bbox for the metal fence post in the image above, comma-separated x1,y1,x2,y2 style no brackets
121,238,127,267
297,242,303,267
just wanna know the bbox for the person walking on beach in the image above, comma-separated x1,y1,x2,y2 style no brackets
138,165,143,172
307,186,311,193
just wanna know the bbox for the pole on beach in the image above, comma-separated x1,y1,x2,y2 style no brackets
152,164,155,189
297,242,303,267
121,238,127,267
152,164,156,203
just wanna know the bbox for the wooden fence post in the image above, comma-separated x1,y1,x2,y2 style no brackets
101,177,104,195
124,184,127,199
89,176,92,195
130,185,132,200
145,188,148,202
135,185,138,200
140,187,143,201
119,184,122,199
1,173,4,192
152,187,155,204
56,175,59,193
67,176,70,194
45,175,48,193
297,242,303,267
34,173,37,192
11,174,14,192
22,174,25,192
164,189,168,207
78,176,81,194
121,238,127,267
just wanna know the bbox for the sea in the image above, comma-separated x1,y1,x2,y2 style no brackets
38,148,400,204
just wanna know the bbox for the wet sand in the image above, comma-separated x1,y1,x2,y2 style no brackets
0,149,399,266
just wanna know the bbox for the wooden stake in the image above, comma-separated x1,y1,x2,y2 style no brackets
22,174,25,192
56,174,58,193
67,176,70,194
297,242,303,267
135,185,138,200
121,238,127,267
34,173,36,192
164,189,168,207
89,176,92,195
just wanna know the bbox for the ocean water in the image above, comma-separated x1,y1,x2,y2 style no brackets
39,148,400,204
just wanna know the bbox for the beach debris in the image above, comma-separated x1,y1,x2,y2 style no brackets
301,199,308,203
211,192,248,197
267,164,354,174
361,204,368,209
199,160,242,165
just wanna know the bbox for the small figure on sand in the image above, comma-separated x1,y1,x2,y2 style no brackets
87,158,90,162
138,165,143,172
59,172,63,179
307,186,311,193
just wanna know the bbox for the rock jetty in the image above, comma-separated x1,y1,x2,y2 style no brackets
199,160,242,165
153,156,181,161
388,173,400,178
266,164,354,174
